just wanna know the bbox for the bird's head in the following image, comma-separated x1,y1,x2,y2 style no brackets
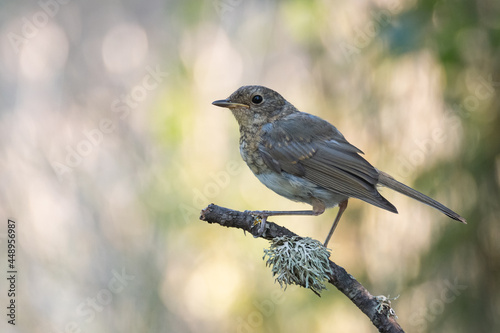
212,85,292,128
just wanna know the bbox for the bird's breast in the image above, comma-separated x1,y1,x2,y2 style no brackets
239,139,268,175
239,126,269,174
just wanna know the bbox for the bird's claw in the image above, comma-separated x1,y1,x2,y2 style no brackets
246,211,268,238
375,295,399,319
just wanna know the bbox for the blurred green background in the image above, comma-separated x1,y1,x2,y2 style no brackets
0,0,498,332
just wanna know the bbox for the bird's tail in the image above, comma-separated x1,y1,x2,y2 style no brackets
377,171,466,224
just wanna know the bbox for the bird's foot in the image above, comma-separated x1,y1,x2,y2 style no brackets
375,294,399,319
246,211,269,238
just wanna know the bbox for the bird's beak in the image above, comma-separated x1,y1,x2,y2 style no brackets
212,99,249,108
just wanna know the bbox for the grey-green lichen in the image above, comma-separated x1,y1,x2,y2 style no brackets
263,236,333,295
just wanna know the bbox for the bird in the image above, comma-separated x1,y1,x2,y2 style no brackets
212,85,466,247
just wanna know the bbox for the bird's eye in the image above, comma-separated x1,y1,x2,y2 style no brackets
251,95,263,104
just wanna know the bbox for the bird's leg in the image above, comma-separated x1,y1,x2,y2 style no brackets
249,200,326,236
323,199,348,248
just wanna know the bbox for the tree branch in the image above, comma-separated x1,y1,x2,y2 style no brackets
200,204,404,333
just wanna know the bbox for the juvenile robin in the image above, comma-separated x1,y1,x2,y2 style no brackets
212,85,466,247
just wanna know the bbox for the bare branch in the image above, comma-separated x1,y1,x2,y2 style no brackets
200,204,404,333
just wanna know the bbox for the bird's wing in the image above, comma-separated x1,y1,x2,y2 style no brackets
259,112,397,212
